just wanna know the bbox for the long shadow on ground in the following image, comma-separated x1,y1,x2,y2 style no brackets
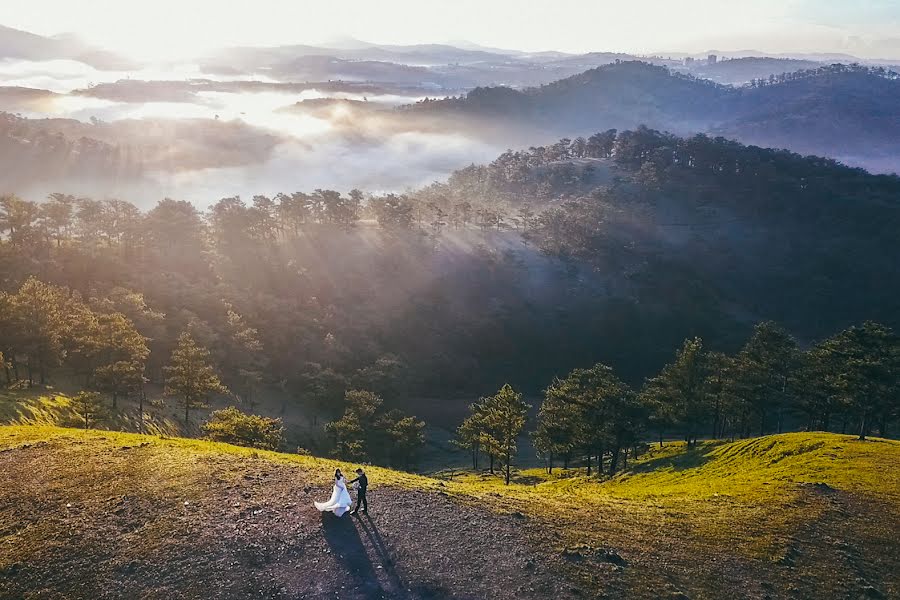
321,512,414,599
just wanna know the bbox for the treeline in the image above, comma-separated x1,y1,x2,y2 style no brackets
458,320,900,482
0,112,140,186
0,276,427,466
0,277,148,396
745,63,900,89
2,127,898,431
0,188,542,409
0,277,230,425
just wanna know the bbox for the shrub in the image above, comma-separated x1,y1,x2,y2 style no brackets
201,406,284,451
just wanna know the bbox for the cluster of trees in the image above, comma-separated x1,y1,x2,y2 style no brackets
439,130,616,204
745,63,900,89
459,321,899,482
0,112,139,189
325,390,425,469
0,277,233,427
455,384,530,484
2,127,898,457
0,277,148,396
211,190,365,237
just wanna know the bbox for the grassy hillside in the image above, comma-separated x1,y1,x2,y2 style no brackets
0,387,183,437
1,426,898,599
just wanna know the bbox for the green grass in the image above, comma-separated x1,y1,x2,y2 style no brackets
0,388,183,436
2,424,898,598
0,424,441,491
3,425,897,508
436,433,900,506
0,388,79,426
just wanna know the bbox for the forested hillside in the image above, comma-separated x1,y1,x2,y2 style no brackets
410,61,900,171
2,129,899,457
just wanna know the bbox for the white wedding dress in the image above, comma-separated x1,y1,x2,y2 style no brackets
314,476,352,516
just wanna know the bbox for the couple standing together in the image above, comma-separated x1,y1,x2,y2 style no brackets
314,468,368,517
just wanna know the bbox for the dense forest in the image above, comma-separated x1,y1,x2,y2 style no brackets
2,128,899,464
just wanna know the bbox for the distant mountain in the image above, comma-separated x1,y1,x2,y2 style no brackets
410,61,900,172
685,57,823,85
720,67,900,166
0,24,137,70
268,55,440,86
700,49,865,63
408,62,728,132
0,24,62,60
203,41,516,75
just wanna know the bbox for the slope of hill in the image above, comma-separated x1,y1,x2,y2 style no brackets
409,61,900,171
412,62,727,133
721,69,900,163
1,425,898,599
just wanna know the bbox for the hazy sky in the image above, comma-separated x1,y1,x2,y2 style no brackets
2,0,900,59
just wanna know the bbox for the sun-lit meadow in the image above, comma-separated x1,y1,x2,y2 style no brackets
2,421,898,597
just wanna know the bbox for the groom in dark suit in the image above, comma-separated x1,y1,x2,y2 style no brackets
349,468,368,515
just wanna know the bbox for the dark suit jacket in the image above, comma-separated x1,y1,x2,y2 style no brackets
349,473,368,492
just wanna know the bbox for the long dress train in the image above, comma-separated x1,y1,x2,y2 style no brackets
314,476,352,516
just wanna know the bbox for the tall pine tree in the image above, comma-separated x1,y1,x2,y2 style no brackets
164,332,228,426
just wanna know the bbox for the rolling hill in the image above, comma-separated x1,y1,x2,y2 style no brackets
410,61,900,172
0,24,136,70
1,425,898,599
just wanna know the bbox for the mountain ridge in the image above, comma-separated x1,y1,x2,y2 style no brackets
410,61,900,171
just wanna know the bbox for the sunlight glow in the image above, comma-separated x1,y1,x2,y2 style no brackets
3,0,899,59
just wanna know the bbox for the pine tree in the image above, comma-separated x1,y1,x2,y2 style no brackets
481,384,529,485
223,308,266,406
164,332,228,426
377,410,426,469
326,390,425,467
326,390,381,461
7,277,70,386
455,400,489,470
90,312,149,407
72,391,106,429
818,322,899,440
733,322,801,435
641,338,711,447
545,363,631,475
533,392,579,473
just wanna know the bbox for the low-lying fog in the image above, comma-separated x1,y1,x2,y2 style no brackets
0,58,503,207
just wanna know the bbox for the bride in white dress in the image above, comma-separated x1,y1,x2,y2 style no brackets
314,468,353,517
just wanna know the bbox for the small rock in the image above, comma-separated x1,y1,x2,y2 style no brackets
600,549,627,567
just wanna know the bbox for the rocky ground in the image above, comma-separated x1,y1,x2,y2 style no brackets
2,430,898,600
0,438,581,600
